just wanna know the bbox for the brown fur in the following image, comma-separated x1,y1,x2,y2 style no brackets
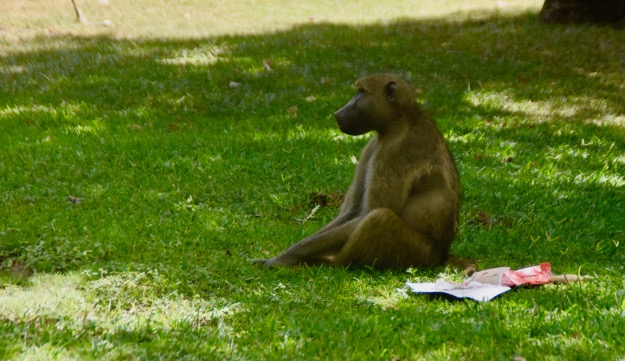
255,74,472,271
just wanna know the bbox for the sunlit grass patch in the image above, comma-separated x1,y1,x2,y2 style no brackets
158,45,229,66
0,271,242,358
0,0,543,40
466,90,624,126
0,272,242,330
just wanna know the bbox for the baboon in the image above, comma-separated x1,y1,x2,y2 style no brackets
255,74,470,271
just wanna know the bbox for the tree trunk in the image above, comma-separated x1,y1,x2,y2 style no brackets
540,0,625,24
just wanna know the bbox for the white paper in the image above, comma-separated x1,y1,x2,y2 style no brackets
406,280,511,302
470,267,510,285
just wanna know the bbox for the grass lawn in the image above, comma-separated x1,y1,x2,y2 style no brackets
1,0,625,359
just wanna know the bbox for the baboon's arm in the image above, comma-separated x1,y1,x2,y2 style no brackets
336,138,377,215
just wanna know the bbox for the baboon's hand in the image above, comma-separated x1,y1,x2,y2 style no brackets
252,258,276,268
253,256,294,268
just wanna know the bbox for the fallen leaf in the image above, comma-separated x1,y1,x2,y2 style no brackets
167,123,181,132
262,59,273,73
9,261,33,279
68,195,82,204
320,77,333,85
308,192,344,208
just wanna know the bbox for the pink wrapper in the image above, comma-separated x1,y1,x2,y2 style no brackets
501,262,553,287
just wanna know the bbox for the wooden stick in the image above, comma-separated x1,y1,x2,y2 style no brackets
552,274,589,284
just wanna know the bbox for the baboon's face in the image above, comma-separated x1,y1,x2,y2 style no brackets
334,76,399,135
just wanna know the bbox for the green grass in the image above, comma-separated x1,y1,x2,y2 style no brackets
1,0,625,359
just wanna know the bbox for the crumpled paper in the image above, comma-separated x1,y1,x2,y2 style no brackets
406,278,511,302
407,262,583,302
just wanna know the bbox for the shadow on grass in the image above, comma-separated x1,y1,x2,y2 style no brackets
1,12,624,272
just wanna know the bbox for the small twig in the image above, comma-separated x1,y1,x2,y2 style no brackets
71,0,88,23
295,204,321,223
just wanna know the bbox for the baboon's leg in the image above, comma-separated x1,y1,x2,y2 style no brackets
332,208,444,270
257,218,359,267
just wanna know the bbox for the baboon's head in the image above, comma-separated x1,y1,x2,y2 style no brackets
334,74,416,135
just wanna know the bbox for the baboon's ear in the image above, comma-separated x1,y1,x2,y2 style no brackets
385,81,397,102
